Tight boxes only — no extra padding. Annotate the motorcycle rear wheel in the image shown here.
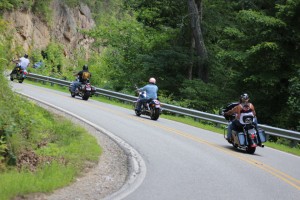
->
[150,108,160,120]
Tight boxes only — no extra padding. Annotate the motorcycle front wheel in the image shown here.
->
[18,78,24,83]
[246,146,256,154]
[134,102,141,116]
[82,92,90,100]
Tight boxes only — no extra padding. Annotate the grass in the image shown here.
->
[27,79,300,156]
[0,163,76,200]
[0,106,101,200]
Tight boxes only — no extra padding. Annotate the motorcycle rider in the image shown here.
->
[135,77,158,112]
[10,54,30,75]
[224,93,257,143]
[71,64,91,95]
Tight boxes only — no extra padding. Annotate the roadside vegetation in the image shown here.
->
[0,19,101,200]
[0,72,101,200]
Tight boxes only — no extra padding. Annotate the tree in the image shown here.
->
[187,0,208,82]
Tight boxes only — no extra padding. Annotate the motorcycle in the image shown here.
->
[69,79,96,101]
[10,64,28,83]
[133,89,162,120]
[221,104,266,154]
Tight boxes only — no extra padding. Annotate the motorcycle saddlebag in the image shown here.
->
[257,129,267,143]
[238,132,246,146]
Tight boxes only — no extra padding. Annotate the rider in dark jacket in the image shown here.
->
[71,65,91,94]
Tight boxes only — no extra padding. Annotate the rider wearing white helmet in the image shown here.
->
[135,77,158,112]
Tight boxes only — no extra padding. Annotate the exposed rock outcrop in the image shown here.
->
[3,0,96,59]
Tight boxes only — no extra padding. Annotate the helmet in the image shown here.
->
[83,64,88,70]
[240,93,249,101]
[24,54,28,58]
[149,77,156,84]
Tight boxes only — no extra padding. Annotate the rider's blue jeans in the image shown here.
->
[71,81,81,93]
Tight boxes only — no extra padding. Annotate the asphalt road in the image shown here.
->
[11,82,300,200]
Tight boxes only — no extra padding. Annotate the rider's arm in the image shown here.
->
[225,105,240,116]
[250,103,256,117]
[73,71,81,76]
[139,86,146,92]
[12,58,20,63]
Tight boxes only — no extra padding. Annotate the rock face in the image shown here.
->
[3,0,96,59]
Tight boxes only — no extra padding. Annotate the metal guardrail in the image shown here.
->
[27,73,300,143]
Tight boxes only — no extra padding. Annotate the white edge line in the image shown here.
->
[17,92,147,200]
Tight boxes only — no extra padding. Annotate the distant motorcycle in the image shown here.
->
[133,89,162,120]
[10,64,28,83]
[221,103,266,154]
[69,79,95,101]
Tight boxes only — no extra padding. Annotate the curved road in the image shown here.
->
[12,82,300,200]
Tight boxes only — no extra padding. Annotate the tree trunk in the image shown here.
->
[187,0,208,82]
[188,32,195,80]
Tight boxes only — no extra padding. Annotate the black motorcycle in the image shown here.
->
[133,90,162,120]
[69,79,95,101]
[221,103,266,154]
[10,65,27,83]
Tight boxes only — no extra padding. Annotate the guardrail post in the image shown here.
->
[290,140,298,148]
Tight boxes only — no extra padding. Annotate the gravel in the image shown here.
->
[15,102,129,200]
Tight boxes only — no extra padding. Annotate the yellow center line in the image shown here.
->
[26,86,300,191]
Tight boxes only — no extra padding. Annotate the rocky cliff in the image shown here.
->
[3,0,96,59]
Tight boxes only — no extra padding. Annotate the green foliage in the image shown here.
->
[61,0,101,8]
[88,10,178,90]
[0,0,35,11]
[288,69,300,130]
[237,10,286,28]
[179,79,224,112]
[29,42,67,79]
[124,0,186,29]
[0,0,14,10]
[0,0,34,11]
[31,0,52,23]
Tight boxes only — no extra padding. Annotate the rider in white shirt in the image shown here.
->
[19,54,30,70]
[11,54,30,75]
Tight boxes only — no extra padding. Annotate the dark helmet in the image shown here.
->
[83,64,88,70]
[24,54,28,58]
[240,93,249,101]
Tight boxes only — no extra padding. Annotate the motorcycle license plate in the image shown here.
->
[248,129,256,134]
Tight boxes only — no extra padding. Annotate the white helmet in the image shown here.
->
[149,77,156,84]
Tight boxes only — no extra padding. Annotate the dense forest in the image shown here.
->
[1,0,299,131]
